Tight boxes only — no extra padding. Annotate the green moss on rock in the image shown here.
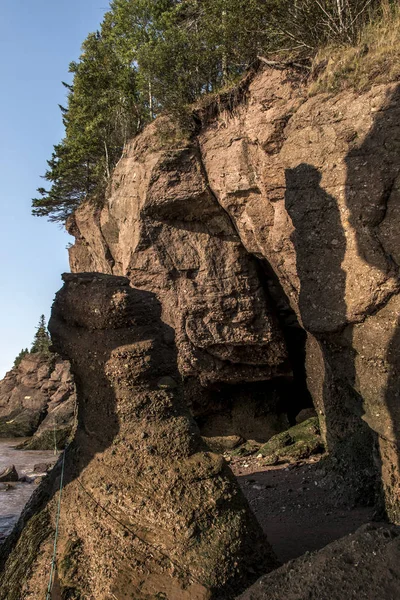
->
[229,441,261,458]
[18,427,71,450]
[259,418,324,464]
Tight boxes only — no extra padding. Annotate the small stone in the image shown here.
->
[157,376,178,390]
[18,475,33,483]
[33,463,54,474]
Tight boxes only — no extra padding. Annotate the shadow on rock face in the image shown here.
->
[284,163,347,335]
[284,163,376,506]
[284,84,400,517]
[0,273,278,600]
[345,84,400,522]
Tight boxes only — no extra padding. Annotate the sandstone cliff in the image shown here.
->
[0,353,76,449]
[67,65,400,522]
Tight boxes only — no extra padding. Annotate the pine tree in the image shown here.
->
[30,315,51,355]
[32,25,143,222]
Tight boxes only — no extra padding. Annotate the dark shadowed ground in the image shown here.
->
[231,455,374,563]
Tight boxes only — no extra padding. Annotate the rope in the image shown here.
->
[53,424,58,456]
[46,448,66,600]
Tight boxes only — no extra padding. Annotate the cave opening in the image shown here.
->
[190,254,378,565]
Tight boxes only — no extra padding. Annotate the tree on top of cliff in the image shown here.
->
[32,25,143,222]
[31,315,51,355]
[31,0,389,223]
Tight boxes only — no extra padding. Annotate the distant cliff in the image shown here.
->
[0,353,75,449]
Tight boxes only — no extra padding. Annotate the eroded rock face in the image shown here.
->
[0,353,75,448]
[0,274,277,600]
[67,122,290,389]
[67,69,400,521]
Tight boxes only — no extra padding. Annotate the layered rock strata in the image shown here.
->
[68,67,400,521]
[0,353,75,449]
[0,273,277,600]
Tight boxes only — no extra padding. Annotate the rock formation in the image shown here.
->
[238,523,400,600]
[67,66,400,522]
[0,273,277,600]
[0,353,76,449]
[66,117,300,447]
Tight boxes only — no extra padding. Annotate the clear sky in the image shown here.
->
[0,1,108,378]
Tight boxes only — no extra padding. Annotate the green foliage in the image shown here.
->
[30,314,51,355]
[33,24,143,222]
[13,348,29,368]
[32,0,391,222]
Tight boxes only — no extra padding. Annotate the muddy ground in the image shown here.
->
[230,454,374,563]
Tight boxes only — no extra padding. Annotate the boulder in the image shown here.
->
[258,417,324,465]
[0,465,18,483]
[238,523,400,600]
[33,463,54,474]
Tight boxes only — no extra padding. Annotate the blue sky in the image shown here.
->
[0,1,108,377]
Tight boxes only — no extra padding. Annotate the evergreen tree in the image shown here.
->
[13,348,29,368]
[31,0,385,223]
[32,24,143,222]
[30,315,51,355]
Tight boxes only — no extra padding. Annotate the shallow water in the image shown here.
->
[0,438,58,542]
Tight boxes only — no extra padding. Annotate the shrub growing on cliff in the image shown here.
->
[13,348,29,368]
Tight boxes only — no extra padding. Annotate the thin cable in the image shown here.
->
[53,423,58,456]
[46,449,66,600]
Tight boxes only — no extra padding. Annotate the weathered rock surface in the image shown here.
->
[68,67,400,521]
[199,71,400,517]
[67,117,291,392]
[237,523,400,600]
[0,353,75,449]
[0,274,277,600]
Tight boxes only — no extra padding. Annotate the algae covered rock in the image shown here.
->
[0,465,18,483]
[259,418,324,464]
